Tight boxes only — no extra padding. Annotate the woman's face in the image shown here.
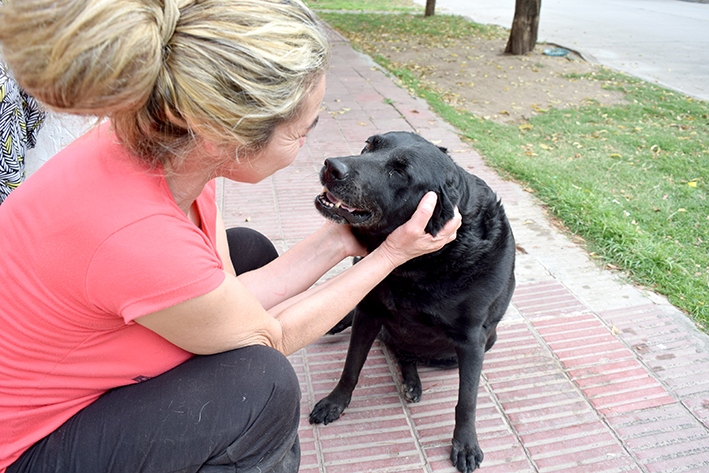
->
[222,75,326,183]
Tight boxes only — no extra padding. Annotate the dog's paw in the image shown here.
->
[402,380,422,403]
[309,396,348,425]
[450,437,483,473]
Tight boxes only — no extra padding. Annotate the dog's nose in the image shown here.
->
[324,158,349,181]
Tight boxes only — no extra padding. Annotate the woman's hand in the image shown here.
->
[378,192,461,268]
[321,219,368,258]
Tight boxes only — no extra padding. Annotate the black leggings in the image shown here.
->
[8,228,296,473]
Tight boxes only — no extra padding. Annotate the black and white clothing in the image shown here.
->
[0,60,45,204]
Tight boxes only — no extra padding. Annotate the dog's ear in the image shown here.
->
[425,185,457,237]
[361,135,381,154]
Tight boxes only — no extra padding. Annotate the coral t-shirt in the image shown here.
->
[0,124,226,470]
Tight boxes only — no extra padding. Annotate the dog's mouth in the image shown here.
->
[315,188,372,225]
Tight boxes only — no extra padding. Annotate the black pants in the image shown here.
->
[9,228,296,473]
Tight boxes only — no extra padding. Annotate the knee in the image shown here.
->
[226,227,279,274]
[222,345,301,421]
[255,345,301,404]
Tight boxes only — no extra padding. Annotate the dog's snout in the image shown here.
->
[324,158,349,181]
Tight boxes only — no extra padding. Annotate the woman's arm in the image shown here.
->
[237,220,366,310]
[215,205,366,310]
[136,192,460,356]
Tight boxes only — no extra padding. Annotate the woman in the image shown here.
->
[0,0,461,472]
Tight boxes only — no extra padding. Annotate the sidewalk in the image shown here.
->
[217,27,709,472]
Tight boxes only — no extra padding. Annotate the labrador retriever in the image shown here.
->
[309,132,515,473]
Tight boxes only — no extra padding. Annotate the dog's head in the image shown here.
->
[315,132,460,244]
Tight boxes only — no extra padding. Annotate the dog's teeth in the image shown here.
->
[335,202,342,209]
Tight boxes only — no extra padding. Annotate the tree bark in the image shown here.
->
[424,0,436,17]
[505,0,541,55]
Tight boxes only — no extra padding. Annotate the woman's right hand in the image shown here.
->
[378,191,461,268]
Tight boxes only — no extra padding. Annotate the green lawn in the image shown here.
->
[306,0,420,11]
[313,7,709,329]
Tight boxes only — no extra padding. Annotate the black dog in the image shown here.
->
[309,132,515,473]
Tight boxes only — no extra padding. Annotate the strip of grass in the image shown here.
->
[306,0,420,12]
[319,12,709,327]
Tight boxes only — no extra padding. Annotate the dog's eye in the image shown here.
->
[387,168,405,179]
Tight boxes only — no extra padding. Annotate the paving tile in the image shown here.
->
[512,281,588,318]
[606,403,709,472]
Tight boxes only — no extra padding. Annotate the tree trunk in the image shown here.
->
[505,0,541,55]
[424,0,436,17]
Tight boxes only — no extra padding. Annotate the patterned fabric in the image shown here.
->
[0,60,46,204]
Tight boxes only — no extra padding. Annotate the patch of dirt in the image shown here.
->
[369,36,627,124]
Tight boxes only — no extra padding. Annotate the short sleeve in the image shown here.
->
[86,214,226,322]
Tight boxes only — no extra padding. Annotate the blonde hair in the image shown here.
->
[0,0,329,165]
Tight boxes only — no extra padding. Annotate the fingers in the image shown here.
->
[409,191,460,244]
[373,192,462,268]
[433,206,461,242]
[410,191,438,230]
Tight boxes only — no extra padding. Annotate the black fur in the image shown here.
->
[310,132,516,473]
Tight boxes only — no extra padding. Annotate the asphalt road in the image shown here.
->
[413,0,709,102]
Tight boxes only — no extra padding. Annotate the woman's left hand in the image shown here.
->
[321,219,368,258]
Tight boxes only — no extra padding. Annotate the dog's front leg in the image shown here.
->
[450,339,486,473]
[309,308,383,425]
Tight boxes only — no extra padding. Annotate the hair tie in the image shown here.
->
[160,0,180,47]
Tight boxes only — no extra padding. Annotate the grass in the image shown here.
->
[306,0,420,12]
[313,8,709,328]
